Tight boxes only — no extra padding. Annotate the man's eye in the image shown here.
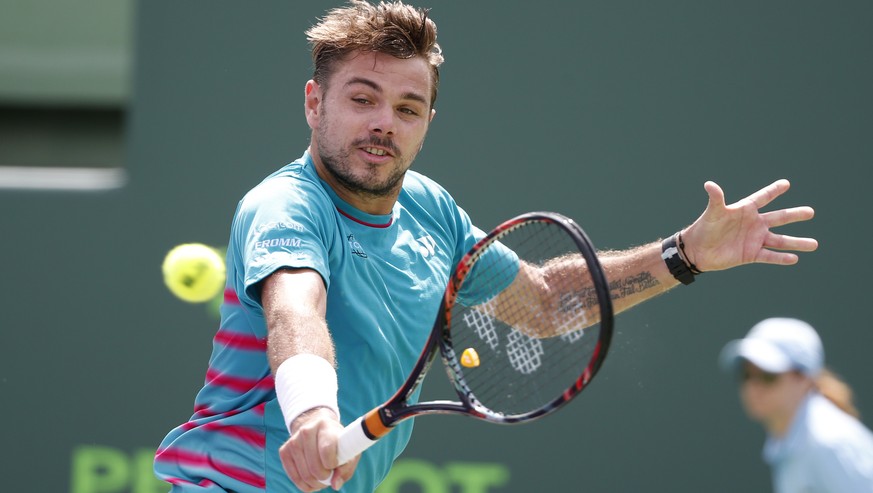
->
[399,108,419,116]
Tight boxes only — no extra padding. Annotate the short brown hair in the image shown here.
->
[306,0,444,107]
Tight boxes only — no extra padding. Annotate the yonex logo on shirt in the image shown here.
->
[416,235,437,257]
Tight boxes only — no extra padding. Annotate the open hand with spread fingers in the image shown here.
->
[680,179,818,272]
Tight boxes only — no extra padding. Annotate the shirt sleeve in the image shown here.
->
[455,238,520,307]
[231,176,335,305]
[447,205,520,307]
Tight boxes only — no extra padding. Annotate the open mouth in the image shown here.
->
[363,147,388,156]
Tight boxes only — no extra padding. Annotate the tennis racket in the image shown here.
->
[334,211,614,467]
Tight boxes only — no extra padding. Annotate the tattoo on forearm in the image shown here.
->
[609,271,659,300]
[557,272,660,315]
[558,291,587,315]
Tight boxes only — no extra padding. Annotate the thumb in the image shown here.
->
[703,181,726,214]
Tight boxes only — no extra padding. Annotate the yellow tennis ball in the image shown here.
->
[162,243,226,303]
[460,347,480,368]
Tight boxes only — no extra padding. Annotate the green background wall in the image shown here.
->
[1,1,871,491]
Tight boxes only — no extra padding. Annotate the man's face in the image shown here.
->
[306,51,435,205]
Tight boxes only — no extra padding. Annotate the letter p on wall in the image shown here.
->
[71,446,168,493]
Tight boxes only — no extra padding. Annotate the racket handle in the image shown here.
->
[337,415,378,465]
[318,416,378,486]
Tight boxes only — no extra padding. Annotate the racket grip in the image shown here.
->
[318,416,378,486]
[337,415,378,465]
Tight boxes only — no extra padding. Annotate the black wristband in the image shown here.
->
[662,233,696,285]
[677,232,702,275]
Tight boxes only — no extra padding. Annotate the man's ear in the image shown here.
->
[305,80,320,129]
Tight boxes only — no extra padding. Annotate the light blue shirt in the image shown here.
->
[155,151,515,492]
[764,392,873,492]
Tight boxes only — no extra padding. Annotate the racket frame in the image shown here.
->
[366,212,613,431]
[334,211,614,465]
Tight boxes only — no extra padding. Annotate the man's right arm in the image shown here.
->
[262,268,358,491]
[263,268,333,371]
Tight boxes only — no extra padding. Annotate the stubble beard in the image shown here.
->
[316,109,420,199]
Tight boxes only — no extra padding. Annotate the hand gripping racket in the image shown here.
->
[333,211,613,468]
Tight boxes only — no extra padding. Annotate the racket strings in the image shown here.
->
[448,221,604,417]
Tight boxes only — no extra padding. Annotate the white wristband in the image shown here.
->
[274,354,340,433]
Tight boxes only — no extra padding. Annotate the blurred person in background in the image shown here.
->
[720,317,873,492]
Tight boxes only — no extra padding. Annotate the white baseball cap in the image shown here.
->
[719,317,824,377]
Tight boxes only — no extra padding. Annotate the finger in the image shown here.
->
[763,233,819,253]
[300,429,332,490]
[333,455,361,490]
[703,180,727,211]
[755,249,800,266]
[279,442,310,492]
[286,425,330,491]
[294,446,324,491]
[316,425,341,488]
[744,179,790,210]
[317,474,334,489]
[761,206,815,228]
[318,447,343,490]
[308,465,332,488]
[317,424,339,471]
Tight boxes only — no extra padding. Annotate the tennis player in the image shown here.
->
[154,2,819,492]
[720,318,873,492]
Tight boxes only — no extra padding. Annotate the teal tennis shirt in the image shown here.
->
[156,151,499,492]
